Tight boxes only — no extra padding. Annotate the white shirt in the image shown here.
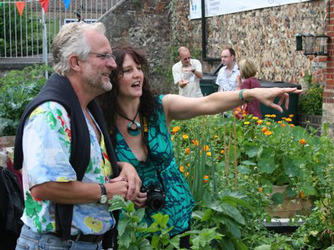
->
[215,62,240,91]
[172,59,203,97]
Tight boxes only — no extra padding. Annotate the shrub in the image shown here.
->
[298,74,323,115]
[0,64,52,136]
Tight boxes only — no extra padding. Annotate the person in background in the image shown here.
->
[237,58,263,118]
[13,22,141,250]
[216,47,240,92]
[172,46,203,97]
[98,45,302,249]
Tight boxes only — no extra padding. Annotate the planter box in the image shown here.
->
[264,218,304,235]
[265,185,313,218]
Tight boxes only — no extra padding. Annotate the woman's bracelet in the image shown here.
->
[239,89,249,103]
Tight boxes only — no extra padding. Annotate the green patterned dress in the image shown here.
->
[114,95,195,236]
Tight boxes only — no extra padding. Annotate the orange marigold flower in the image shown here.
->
[266,122,271,125]
[300,139,306,145]
[187,163,190,167]
[220,150,225,154]
[262,127,268,133]
[206,152,212,157]
[300,191,306,199]
[281,123,286,128]
[203,175,209,183]
[289,114,294,118]
[182,134,189,140]
[290,124,295,128]
[264,130,272,136]
[185,148,190,154]
[257,120,264,124]
[203,145,209,151]
[259,187,263,193]
[265,114,271,118]
[270,114,276,118]
[192,139,199,146]
[179,166,184,173]
[172,126,180,134]
[285,118,292,123]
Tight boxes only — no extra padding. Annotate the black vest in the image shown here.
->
[14,73,120,240]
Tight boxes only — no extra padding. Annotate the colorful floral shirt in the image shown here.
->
[114,95,195,236]
[21,101,114,235]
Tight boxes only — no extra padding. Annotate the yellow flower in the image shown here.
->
[300,139,306,145]
[289,114,294,118]
[179,166,184,173]
[266,122,271,125]
[270,114,276,118]
[203,175,209,183]
[187,163,190,167]
[213,135,219,139]
[259,187,263,193]
[278,121,283,124]
[203,145,209,151]
[290,124,295,128]
[185,148,190,155]
[281,123,286,128]
[256,120,264,124]
[206,152,212,157]
[185,172,190,176]
[84,217,103,233]
[252,116,259,120]
[172,126,180,134]
[244,121,250,125]
[285,118,292,123]
[282,117,287,120]
[182,134,189,140]
[220,150,225,154]
[264,130,272,136]
[265,114,271,118]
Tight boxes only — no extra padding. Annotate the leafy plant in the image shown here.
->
[0,64,52,136]
[298,74,323,115]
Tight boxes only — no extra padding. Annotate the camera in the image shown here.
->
[141,184,166,211]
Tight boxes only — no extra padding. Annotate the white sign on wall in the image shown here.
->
[190,0,310,19]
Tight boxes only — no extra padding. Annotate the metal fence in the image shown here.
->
[0,0,121,62]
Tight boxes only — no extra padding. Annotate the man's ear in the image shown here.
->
[69,54,81,72]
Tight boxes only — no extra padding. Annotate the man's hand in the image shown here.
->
[117,161,141,201]
[179,80,189,88]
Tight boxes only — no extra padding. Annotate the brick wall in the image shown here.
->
[323,0,334,136]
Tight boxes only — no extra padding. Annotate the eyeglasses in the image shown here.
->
[89,52,116,61]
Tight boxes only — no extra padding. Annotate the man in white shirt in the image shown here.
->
[216,48,240,92]
[172,46,203,97]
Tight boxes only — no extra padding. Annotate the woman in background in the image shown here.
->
[237,58,263,118]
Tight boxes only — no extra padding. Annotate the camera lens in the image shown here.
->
[146,186,166,211]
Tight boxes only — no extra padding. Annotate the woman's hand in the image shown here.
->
[244,87,303,113]
[117,161,142,201]
[133,190,147,208]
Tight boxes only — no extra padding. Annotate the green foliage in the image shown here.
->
[109,196,221,250]
[0,64,52,136]
[171,113,334,249]
[298,74,323,115]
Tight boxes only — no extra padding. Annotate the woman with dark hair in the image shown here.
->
[98,45,301,248]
